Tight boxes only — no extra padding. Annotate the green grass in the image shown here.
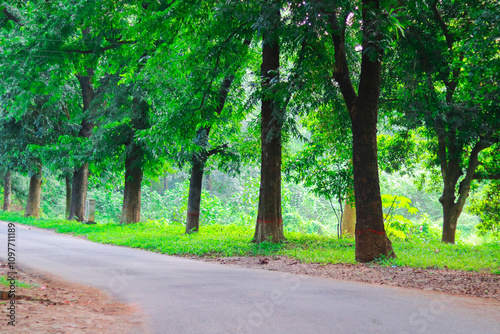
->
[0,275,39,289]
[1,211,498,273]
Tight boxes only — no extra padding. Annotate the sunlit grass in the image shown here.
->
[1,211,498,273]
[0,275,39,289]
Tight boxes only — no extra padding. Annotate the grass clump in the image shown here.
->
[0,276,39,289]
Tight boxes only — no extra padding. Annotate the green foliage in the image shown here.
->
[0,276,39,289]
[377,132,421,173]
[467,181,500,238]
[382,194,418,240]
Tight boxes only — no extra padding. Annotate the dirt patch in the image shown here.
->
[194,255,500,301]
[0,262,145,334]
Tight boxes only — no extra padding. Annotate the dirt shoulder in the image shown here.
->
[0,262,145,334]
[195,255,500,301]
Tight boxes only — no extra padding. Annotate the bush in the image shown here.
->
[467,181,500,238]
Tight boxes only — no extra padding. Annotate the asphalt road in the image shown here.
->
[1,221,499,334]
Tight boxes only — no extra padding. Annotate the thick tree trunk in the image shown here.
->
[441,200,460,244]
[25,169,42,218]
[65,174,72,219]
[3,171,11,211]
[69,163,89,221]
[254,2,284,243]
[341,200,356,237]
[329,0,394,261]
[351,100,394,261]
[185,156,206,233]
[120,145,144,224]
[69,71,95,221]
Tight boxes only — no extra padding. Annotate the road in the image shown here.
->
[1,221,499,334]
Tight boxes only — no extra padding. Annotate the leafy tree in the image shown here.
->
[130,0,259,232]
[90,76,154,224]
[1,0,143,221]
[319,0,397,261]
[285,106,354,238]
[0,93,68,217]
[387,0,500,243]
[252,0,286,243]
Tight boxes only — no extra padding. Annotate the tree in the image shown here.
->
[1,0,142,221]
[0,93,67,218]
[90,75,153,224]
[324,0,396,261]
[388,0,500,243]
[253,0,285,243]
[68,70,96,221]
[130,0,257,232]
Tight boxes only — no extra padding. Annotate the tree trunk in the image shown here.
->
[341,200,356,237]
[69,163,89,221]
[441,200,460,244]
[351,98,394,261]
[3,171,11,211]
[206,174,212,192]
[329,0,394,261]
[120,145,144,224]
[254,2,284,243]
[439,141,490,243]
[65,174,72,219]
[69,71,95,221]
[25,169,42,218]
[185,156,206,233]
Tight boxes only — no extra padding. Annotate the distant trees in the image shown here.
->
[0,94,68,217]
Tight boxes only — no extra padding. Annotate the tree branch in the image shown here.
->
[207,143,228,157]
[2,8,23,26]
[431,0,453,50]
[456,140,493,208]
[328,10,357,113]
[63,40,134,54]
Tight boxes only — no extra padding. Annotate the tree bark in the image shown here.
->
[183,68,239,232]
[65,174,72,219]
[3,171,11,211]
[25,168,42,218]
[439,140,491,243]
[254,1,284,243]
[329,0,394,261]
[341,200,356,237]
[69,163,89,221]
[69,70,95,221]
[120,144,144,224]
[185,155,206,233]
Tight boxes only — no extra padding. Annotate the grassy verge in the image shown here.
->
[1,211,498,273]
[0,275,39,289]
